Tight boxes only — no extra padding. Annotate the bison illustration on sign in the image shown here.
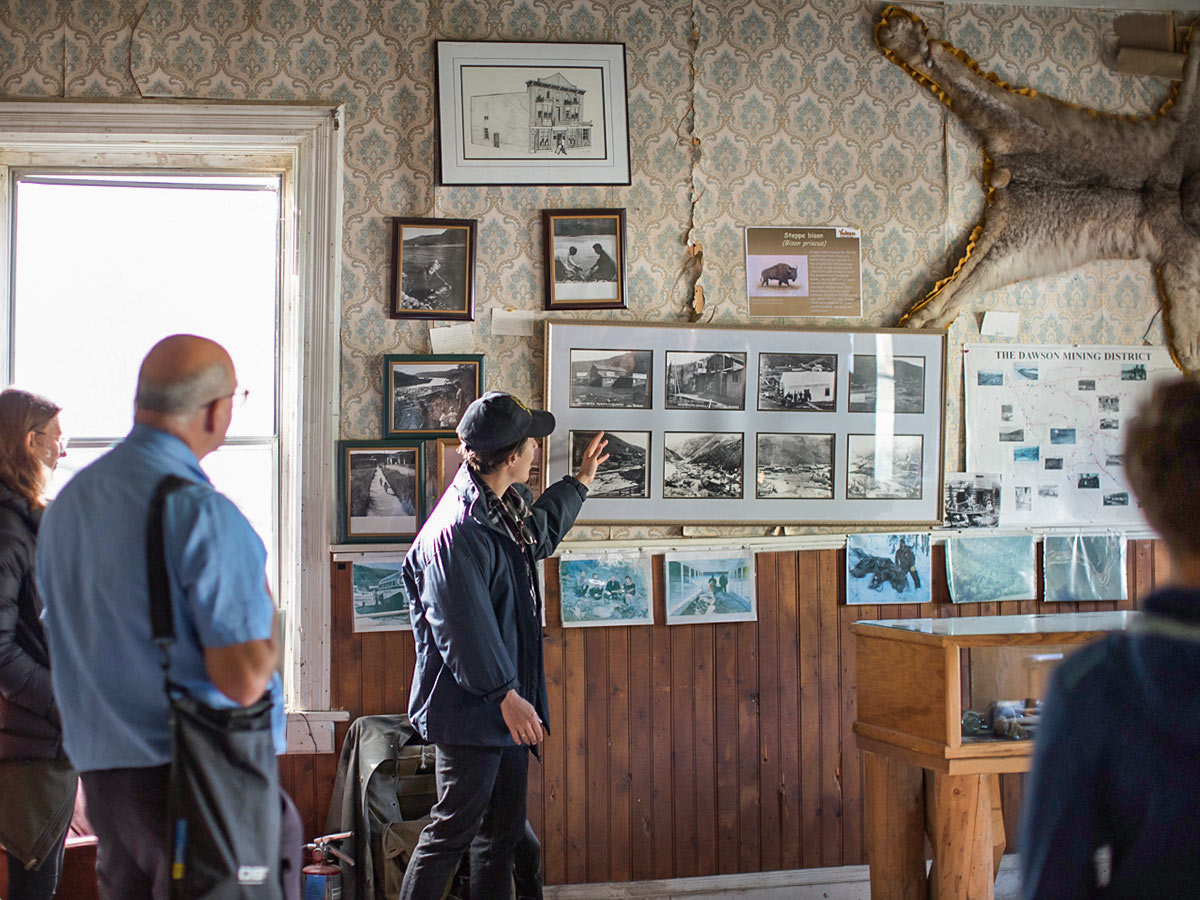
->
[760,262,799,287]
[876,5,1200,373]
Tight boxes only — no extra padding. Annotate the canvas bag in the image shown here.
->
[147,474,283,900]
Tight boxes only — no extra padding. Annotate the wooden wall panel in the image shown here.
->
[280,542,1157,884]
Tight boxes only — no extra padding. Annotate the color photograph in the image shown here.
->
[945,535,1036,604]
[845,532,931,604]
[1043,534,1127,602]
[664,549,756,624]
[558,552,654,627]
[352,559,413,632]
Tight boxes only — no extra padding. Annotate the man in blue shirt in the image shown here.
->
[37,334,298,900]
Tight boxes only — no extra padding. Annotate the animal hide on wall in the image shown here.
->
[876,5,1200,373]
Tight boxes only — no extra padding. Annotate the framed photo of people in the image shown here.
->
[435,41,631,186]
[337,440,425,543]
[544,320,946,525]
[542,208,627,310]
[390,217,476,321]
[384,354,484,438]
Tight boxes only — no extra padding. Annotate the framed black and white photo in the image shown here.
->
[338,440,425,543]
[757,353,837,411]
[665,351,746,410]
[384,354,484,438]
[545,320,946,525]
[568,348,651,409]
[390,217,476,321]
[543,208,627,310]
[569,429,649,498]
[436,41,630,186]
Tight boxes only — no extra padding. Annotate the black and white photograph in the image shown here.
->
[385,354,484,437]
[1014,365,1039,381]
[1105,453,1123,466]
[1039,484,1059,498]
[568,348,651,408]
[665,351,746,410]
[436,41,630,186]
[848,355,925,413]
[1015,486,1033,511]
[1045,457,1064,470]
[1078,378,1096,391]
[1104,492,1130,506]
[389,217,476,320]
[663,432,743,499]
[1100,418,1120,430]
[999,429,1024,442]
[1121,363,1147,381]
[943,473,1001,528]
[978,371,1004,386]
[1098,395,1120,412]
[543,209,626,309]
[755,433,834,499]
[339,441,424,543]
[569,430,649,498]
[1000,404,1014,421]
[846,433,923,499]
[1078,473,1100,489]
[352,558,414,633]
[757,353,837,411]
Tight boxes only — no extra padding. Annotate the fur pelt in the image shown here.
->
[876,6,1200,373]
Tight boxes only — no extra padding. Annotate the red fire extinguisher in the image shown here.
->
[302,831,353,900]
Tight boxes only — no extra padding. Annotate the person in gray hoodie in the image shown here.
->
[1020,376,1200,898]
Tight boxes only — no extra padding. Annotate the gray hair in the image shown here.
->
[135,360,230,415]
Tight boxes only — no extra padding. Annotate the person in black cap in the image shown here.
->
[398,392,607,900]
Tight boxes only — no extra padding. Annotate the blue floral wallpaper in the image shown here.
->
[0,0,1175,535]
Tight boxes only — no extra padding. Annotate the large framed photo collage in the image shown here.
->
[545,321,947,525]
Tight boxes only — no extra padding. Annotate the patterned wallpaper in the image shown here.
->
[0,0,1176,536]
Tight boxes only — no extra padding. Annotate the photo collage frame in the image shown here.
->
[545,321,946,525]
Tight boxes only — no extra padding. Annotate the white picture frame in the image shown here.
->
[545,320,946,525]
[436,41,630,186]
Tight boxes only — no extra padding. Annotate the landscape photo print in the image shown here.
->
[385,354,484,437]
[339,440,424,543]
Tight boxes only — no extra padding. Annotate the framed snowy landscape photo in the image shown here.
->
[545,320,945,524]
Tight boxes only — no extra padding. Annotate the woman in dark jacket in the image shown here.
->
[0,388,74,899]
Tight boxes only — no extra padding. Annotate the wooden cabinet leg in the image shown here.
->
[926,772,994,900]
[864,751,927,900]
[988,773,1005,876]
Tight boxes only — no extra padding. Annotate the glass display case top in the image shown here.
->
[856,610,1135,636]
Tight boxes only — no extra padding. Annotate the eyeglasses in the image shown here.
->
[200,389,250,410]
[33,431,68,452]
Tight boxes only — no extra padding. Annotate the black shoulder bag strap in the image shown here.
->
[145,474,283,900]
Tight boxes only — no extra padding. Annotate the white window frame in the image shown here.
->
[0,101,343,716]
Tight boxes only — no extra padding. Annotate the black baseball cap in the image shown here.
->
[457,391,555,453]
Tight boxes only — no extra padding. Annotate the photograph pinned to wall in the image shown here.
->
[664,548,756,624]
[744,226,861,317]
[338,440,425,543]
[1043,533,1127,602]
[944,473,1001,527]
[755,433,834,499]
[846,433,923,499]
[385,354,484,438]
[558,551,653,627]
[846,532,931,604]
[665,351,746,410]
[848,355,925,413]
[568,348,651,409]
[757,353,837,411]
[663,432,743,499]
[389,217,476,320]
[569,429,649,498]
[542,208,626,309]
[945,535,1036,604]
[436,41,630,186]
[351,556,414,632]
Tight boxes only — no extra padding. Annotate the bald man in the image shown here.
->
[37,335,299,900]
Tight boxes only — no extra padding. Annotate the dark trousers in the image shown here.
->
[4,827,67,900]
[81,766,303,900]
[399,743,529,900]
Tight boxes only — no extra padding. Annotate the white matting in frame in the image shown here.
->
[545,320,946,524]
[664,548,756,625]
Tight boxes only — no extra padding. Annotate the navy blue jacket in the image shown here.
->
[404,464,586,746]
[1020,587,1200,898]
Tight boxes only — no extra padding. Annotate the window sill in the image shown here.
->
[285,709,350,754]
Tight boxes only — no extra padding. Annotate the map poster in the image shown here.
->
[745,226,861,318]
[964,343,1177,527]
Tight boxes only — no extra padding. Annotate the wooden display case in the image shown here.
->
[853,610,1132,774]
